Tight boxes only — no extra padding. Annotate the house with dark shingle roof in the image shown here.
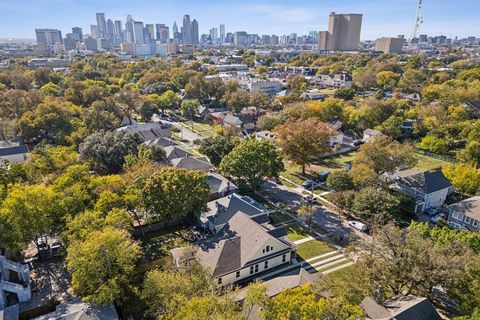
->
[361,296,442,320]
[163,145,192,160]
[171,156,213,172]
[200,193,266,234]
[207,172,238,200]
[394,168,453,213]
[171,211,295,286]
[448,196,480,231]
[117,122,172,142]
[0,141,28,164]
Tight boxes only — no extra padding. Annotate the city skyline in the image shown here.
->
[1,0,479,40]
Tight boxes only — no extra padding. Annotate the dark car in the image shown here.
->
[353,140,364,146]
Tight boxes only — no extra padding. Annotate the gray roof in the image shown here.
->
[0,141,28,157]
[361,296,442,320]
[144,137,176,148]
[223,114,253,125]
[196,211,292,277]
[233,268,320,302]
[449,196,480,221]
[171,156,213,172]
[399,168,452,194]
[202,193,265,229]
[32,302,119,320]
[207,172,238,195]
[117,122,172,141]
[164,146,192,160]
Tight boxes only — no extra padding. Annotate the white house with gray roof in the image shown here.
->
[393,168,453,213]
[0,141,28,164]
[448,196,480,231]
[172,211,295,286]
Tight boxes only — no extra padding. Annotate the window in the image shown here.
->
[464,216,472,225]
[250,266,254,275]
[282,254,287,263]
[452,211,464,221]
[217,277,222,285]
[473,220,479,228]
[254,264,259,273]
[264,260,269,269]
[262,249,265,253]
[236,271,241,278]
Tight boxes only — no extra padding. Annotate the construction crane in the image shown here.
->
[408,0,423,52]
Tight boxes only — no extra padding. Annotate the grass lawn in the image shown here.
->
[139,226,193,262]
[270,211,294,225]
[296,240,335,260]
[318,88,336,96]
[286,224,310,241]
[317,258,354,272]
[414,153,451,171]
[325,265,354,281]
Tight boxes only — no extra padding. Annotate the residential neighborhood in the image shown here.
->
[1,2,480,320]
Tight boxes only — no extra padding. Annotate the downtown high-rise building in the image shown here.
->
[115,20,124,41]
[209,27,218,41]
[220,24,225,43]
[71,27,83,42]
[96,13,107,39]
[146,24,155,43]
[156,24,169,43]
[318,12,362,51]
[191,19,199,44]
[125,15,134,43]
[133,21,145,44]
[106,19,115,40]
[35,29,63,46]
[182,15,192,44]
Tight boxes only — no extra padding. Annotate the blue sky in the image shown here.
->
[0,0,479,39]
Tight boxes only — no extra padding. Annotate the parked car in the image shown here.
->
[425,207,441,216]
[431,212,446,224]
[318,171,330,182]
[353,140,364,146]
[302,179,315,189]
[303,195,317,203]
[348,220,368,232]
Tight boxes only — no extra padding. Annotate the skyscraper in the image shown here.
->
[156,24,169,43]
[115,20,124,41]
[173,21,180,43]
[191,19,199,44]
[133,21,145,44]
[318,12,362,51]
[107,19,115,40]
[90,25,98,39]
[209,27,218,41]
[125,15,134,43]
[35,29,63,46]
[146,24,155,43]
[96,13,107,39]
[71,27,83,42]
[375,37,403,53]
[182,15,192,44]
[220,24,225,43]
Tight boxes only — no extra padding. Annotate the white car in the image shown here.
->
[431,213,446,224]
[348,220,368,232]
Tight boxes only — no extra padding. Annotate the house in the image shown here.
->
[117,122,172,142]
[207,172,238,200]
[448,196,480,231]
[171,156,213,172]
[248,81,283,96]
[394,168,453,213]
[209,111,229,124]
[0,141,28,164]
[0,255,31,314]
[240,107,266,120]
[33,301,119,320]
[143,137,177,148]
[363,129,383,142]
[360,296,442,320]
[200,193,266,234]
[171,211,295,286]
[463,101,480,114]
[328,121,344,146]
[222,114,255,130]
[301,91,325,101]
[163,146,192,160]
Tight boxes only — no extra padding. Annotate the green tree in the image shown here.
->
[376,71,401,90]
[326,171,354,191]
[442,163,480,195]
[220,139,284,190]
[79,130,142,174]
[353,135,417,175]
[198,135,240,166]
[274,119,336,174]
[297,205,315,230]
[67,227,141,304]
[352,187,400,221]
[142,167,209,222]
[181,99,201,132]
[0,184,63,252]
[376,115,404,139]
[419,135,450,154]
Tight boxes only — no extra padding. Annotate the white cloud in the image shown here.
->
[246,4,317,22]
